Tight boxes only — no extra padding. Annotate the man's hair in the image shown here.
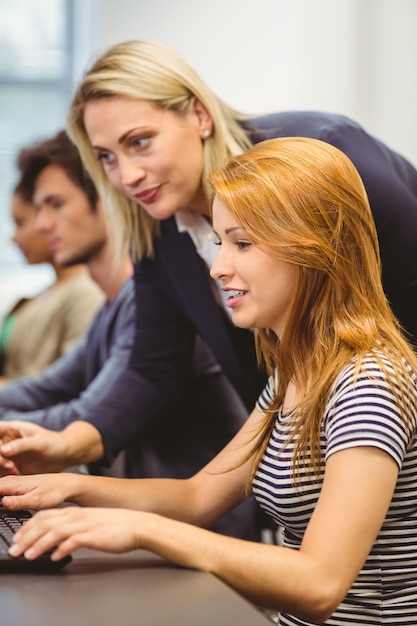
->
[15,130,98,208]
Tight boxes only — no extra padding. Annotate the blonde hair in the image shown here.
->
[67,40,252,259]
[208,137,417,482]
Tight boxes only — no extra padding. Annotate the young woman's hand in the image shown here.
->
[8,506,146,562]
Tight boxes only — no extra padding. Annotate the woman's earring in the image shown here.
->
[202,129,211,139]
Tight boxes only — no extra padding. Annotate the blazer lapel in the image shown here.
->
[158,221,248,392]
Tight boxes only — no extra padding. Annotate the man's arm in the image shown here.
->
[0,277,135,425]
[0,343,87,419]
[0,291,136,471]
[0,326,135,470]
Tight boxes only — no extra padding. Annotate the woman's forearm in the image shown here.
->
[71,474,210,524]
[136,512,338,623]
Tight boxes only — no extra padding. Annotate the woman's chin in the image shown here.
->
[140,205,178,222]
[230,312,254,330]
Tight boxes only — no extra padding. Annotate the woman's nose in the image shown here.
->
[119,158,145,188]
[210,246,227,281]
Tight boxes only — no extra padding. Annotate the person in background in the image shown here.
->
[1,137,416,625]
[0,145,104,381]
[0,130,259,540]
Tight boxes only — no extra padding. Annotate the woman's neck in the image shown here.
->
[282,380,299,414]
[188,186,211,217]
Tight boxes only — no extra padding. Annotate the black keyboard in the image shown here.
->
[0,507,72,572]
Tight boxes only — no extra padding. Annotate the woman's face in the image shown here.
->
[83,96,212,220]
[210,196,297,338]
[11,192,53,265]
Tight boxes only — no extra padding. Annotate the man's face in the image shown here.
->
[33,164,107,266]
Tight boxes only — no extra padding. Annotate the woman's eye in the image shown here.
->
[236,241,252,250]
[97,152,114,166]
[131,136,151,150]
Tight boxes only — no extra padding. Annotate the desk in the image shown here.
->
[0,549,272,626]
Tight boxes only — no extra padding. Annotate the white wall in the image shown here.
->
[79,0,417,165]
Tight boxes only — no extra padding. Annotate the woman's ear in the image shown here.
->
[192,97,213,138]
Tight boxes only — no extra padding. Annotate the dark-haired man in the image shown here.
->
[0,130,134,474]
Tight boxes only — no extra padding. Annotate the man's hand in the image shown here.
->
[0,421,71,475]
[0,419,104,475]
[0,425,24,475]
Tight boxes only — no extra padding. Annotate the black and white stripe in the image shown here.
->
[252,354,417,625]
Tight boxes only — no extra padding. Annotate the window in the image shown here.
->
[0,0,77,315]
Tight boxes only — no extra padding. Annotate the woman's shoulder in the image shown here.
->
[333,350,417,394]
[242,110,363,144]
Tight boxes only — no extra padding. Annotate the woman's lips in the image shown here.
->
[135,186,161,204]
[226,291,247,308]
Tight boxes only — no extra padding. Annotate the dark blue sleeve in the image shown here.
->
[322,120,417,342]
[85,259,197,464]
[0,288,136,433]
[0,342,87,420]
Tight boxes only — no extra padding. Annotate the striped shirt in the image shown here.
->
[252,354,417,625]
